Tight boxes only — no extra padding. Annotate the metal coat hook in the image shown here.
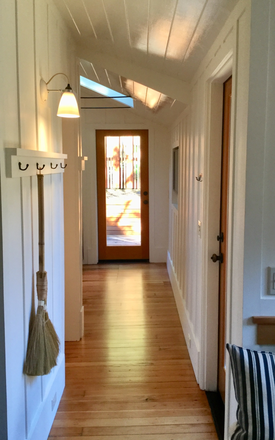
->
[50,163,58,169]
[19,162,29,171]
[60,163,67,169]
[195,173,203,182]
[36,163,45,171]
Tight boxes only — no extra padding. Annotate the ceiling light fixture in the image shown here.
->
[40,73,80,118]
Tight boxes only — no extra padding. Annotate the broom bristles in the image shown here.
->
[23,306,59,376]
[23,306,49,376]
[45,311,60,356]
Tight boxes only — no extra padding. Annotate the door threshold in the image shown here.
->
[98,259,149,264]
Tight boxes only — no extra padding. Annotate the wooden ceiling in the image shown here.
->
[53,0,239,124]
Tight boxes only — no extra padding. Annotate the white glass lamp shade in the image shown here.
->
[57,85,80,118]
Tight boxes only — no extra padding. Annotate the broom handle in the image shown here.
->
[37,174,45,273]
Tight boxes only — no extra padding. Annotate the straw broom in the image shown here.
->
[24,174,60,376]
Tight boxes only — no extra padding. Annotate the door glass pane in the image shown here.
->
[105,136,141,246]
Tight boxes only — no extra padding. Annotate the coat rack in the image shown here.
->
[6,148,68,177]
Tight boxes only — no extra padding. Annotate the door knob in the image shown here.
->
[143,200,148,205]
[217,232,224,242]
[143,191,148,196]
[211,253,223,263]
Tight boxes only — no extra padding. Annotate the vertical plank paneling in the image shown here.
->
[177,122,183,291]
[17,0,37,149]
[189,94,195,327]
[35,0,51,152]
[0,0,20,144]
[41,174,54,397]
[194,78,202,342]
[2,170,25,440]
[51,173,65,355]
[1,0,75,438]
[167,1,250,420]
[181,117,187,302]
[185,111,192,314]
[21,176,41,436]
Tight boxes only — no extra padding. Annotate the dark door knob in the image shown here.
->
[143,200,148,205]
[217,232,224,242]
[143,191,148,196]
[211,253,223,263]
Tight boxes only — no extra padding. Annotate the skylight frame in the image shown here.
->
[80,76,134,108]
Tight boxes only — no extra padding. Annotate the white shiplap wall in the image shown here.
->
[0,0,78,439]
[167,0,250,436]
[243,0,275,350]
[81,108,170,264]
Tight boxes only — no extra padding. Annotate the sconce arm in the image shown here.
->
[45,72,69,86]
[40,73,71,101]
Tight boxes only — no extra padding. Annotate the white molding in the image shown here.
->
[201,54,233,393]
[167,252,200,383]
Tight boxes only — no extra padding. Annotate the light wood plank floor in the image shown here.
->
[49,263,218,440]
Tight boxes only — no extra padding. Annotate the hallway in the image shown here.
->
[49,263,218,439]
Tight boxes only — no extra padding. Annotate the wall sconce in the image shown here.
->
[40,73,80,118]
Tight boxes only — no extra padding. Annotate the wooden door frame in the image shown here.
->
[218,76,232,402]
[96,129,149,260]
[201,54,233,392]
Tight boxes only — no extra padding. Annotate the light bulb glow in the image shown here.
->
[57,91,80,118]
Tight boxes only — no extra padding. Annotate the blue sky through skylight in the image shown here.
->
[80,76,134,107]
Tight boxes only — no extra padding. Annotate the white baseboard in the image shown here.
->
[167,252,200,383]
[28,354,65,440]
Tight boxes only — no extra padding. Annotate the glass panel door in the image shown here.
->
[105,136,141,246]
[96,129,149,261]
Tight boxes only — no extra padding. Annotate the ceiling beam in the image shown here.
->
[77,43,191,105]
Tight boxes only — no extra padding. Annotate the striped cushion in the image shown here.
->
[226,344,275,440]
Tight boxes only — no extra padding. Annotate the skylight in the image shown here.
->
[80,76,134,108]
[122,78,172,112]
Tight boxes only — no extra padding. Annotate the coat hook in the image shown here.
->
[60,163,67,169]
[195,173,203,182]
[19,162,29,171]
[36,163,45,171]
[50,163,58,169]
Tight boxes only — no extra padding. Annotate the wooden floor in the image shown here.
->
[49,263,218,440]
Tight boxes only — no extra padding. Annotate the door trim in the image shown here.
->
[201,54,233,392]
[218,76,232,402]
[96,129,149,260]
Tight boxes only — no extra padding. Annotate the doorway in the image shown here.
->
[206,74,232,440]
[217,76,232,401]
[96,129,149,260]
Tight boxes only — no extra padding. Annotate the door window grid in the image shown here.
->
[105,136,140,189]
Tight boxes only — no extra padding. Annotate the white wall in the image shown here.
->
[0,0,79,438]
[167,0,250,437]
[243,0,275,349]
[81,108,170,264]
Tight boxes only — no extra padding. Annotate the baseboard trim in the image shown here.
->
[167,252,200,382]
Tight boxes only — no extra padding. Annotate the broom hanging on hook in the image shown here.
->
[24,174,60,376]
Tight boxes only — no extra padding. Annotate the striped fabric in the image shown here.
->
[226,344,275,440]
